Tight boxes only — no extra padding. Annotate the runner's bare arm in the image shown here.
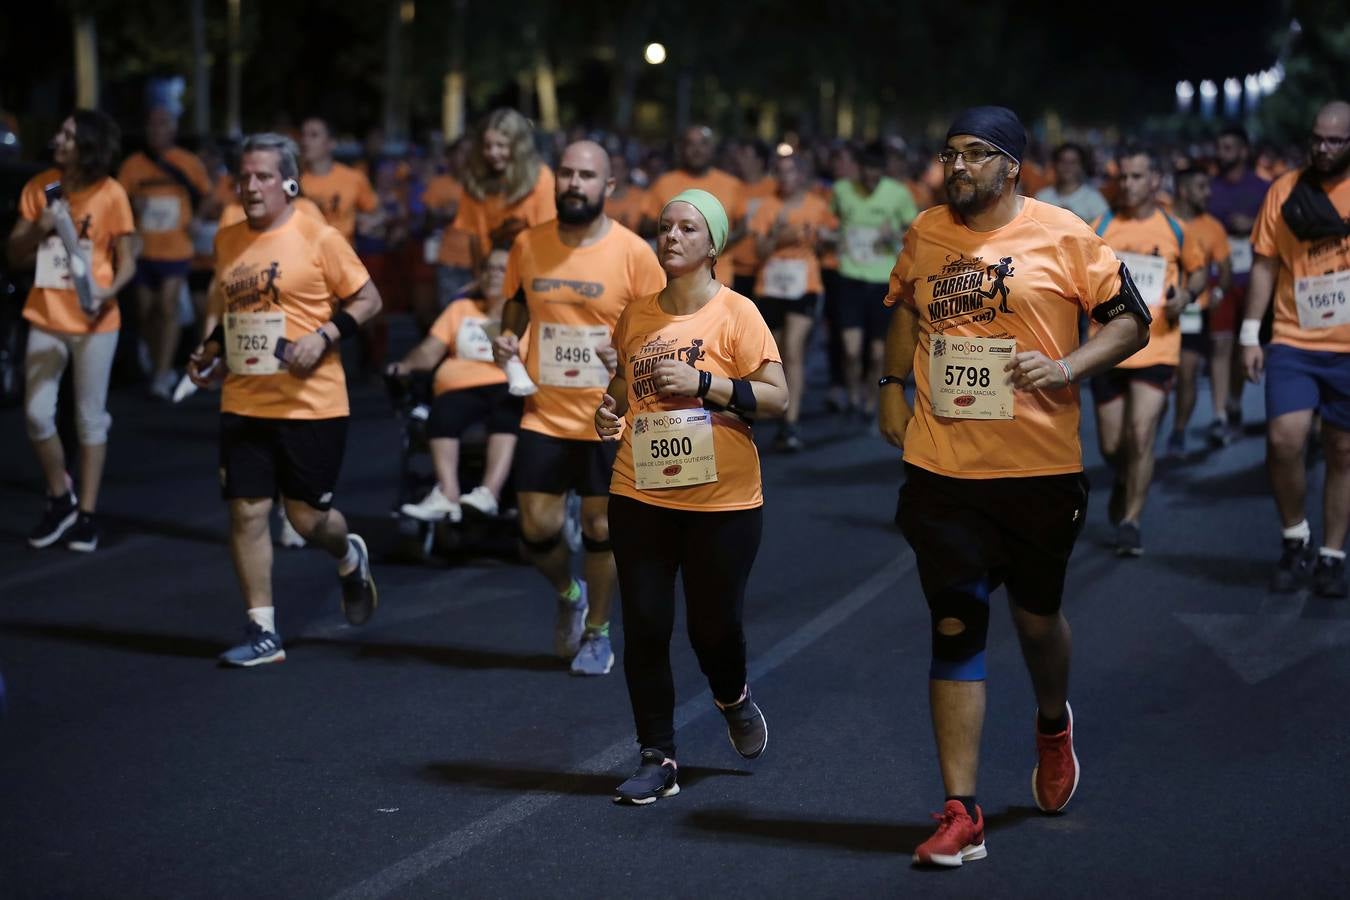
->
[672,359,788,419]
[878,303,919,449]
[291,279,383,376]
[388,336,448,375]
[96,234,139,303]
[596,373,628,440]
[1216,256,1233,298]
[493,290,529,363]
[7,205,58,268]
[1240,254,1279,382]
[1060,312,1149,382]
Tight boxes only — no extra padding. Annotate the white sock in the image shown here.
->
[1282,520,1311,543]
[1319,547,1346,560]
[248,606,276,634]
[338,538,361,576]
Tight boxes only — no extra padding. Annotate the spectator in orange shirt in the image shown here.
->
[9,110,137,552]
[728,139,776,298]
[454,108,557,268]
[118,107,213,399]
[419,137,477,323]
[603,150,647,235]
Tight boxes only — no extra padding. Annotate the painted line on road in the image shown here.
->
[331,552,913,900]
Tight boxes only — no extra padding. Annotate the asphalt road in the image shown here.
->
[2,343,1347,899]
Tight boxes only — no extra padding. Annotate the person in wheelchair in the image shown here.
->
[386,247,522,522]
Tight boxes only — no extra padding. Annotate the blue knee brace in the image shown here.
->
[928,579,991,681]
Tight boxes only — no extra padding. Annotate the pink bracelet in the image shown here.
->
[1055,358,1074,385]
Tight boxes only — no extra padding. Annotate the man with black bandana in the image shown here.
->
[878,106,1150,867]
[1242,101,1350,598]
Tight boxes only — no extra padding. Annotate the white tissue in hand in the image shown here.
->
[505,357,538,397]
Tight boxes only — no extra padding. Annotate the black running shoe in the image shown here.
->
[613,748,680,805]
[1313,555,1348,599]
[719,689,768,759]
[28,493,79,549]
[1114,522,1143,558]
[1271,539,1315,593]
[65,512,99,553]
[339,534,378,625]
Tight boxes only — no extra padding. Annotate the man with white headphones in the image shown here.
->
[187,133,383,666]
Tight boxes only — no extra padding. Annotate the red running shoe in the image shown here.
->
[912,800,986,867]
[1033,701,1080,813]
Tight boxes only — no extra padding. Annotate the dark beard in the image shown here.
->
[1314,146,1350,180]
[557,193,604,225]
[946,176,1006,218]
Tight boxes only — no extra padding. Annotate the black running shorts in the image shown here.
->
[896,463,1089,616]
[1089,364,1176,406]
[428,383,523,439]
[513,429,618,496]
[219,413,348,511]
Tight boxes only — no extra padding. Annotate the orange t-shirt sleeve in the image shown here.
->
[1251,180,1285,258]
[180,152,212,196]
[428,302,459,346]
[19,178,45,222]
[731,301,782,373]
[1209,220,1231,263]
[108,185,136,236]
[355,171,379,214]
[317,227,372,300]
[630,242,667,297]
[884,227,919,308]
[1071,232,1124,314]
[1180,226,1206,274]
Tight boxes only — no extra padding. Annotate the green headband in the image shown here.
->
[661,188,729,256]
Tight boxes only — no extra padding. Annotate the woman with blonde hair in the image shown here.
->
[454,108,556,266]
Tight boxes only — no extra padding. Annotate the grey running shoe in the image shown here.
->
[719,688,768,759]
[1115,522,1143,558]
[554,581,588,658]
[570,630,614,676]
[613,748,680,805]
[339,534,378,625]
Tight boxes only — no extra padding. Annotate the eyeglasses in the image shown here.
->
[1309,133,1350,150]
[938,147,1003,165]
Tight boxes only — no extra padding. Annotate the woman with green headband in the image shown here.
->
[594,188,789,804]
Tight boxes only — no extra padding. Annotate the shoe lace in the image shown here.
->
[929,808,960,834]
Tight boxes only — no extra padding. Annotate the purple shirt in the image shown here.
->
[1208,168,1270,284]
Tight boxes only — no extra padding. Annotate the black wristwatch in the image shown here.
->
[878,375,905,388]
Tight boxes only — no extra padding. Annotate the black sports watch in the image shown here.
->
[878,375,906,388]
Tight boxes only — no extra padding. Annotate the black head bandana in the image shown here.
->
[946,106,1027,165]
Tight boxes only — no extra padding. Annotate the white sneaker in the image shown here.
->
[278,510,307,548]
[400,486,462,523]
[149,370,178,400]
[460,485,499,517]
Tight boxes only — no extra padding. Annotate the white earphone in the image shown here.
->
[282,178,300,198]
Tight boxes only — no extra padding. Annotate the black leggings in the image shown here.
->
[608,494,763,758]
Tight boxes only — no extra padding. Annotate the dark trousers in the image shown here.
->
[609,494,763,757]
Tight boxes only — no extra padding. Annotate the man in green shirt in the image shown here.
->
[830,141,918,418]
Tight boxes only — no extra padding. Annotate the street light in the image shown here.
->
[644,42,667,65]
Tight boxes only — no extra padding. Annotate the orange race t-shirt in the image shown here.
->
[1251,169,1350,353]
[1091,208,1205,368]
[610,286,781,511]
[749,192,838,298]
[427,297,519,395]
[19,169,135,335]
[421,174,475,268]
[218,196,325,230]
[453,166,557,259]
[605,187,648,234]
[504,220,666,441]
[117,148,212,261]
[642,168,745,287]
[729,175,777,278]
[1179,211,1231,308]
[301,162,379,244]
[886,198,1125,479]
[213,210,371,420]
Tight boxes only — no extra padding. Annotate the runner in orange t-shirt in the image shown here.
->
[491,141,665,677]
[388,248,523,523]
[639,125,746,287]
[749,152,837,450]
[1167,160,1233,457]
[879,107,1151,868]
[728,140,776,298]
[118,107,214,398]
[298,117,379,244]
[1089,148,1206,554]
[9,110,137,552]
[603,150,648,234]
[453,108,557,268]
[595,188,786,804]
[420,139,478,313]
[185,133,383,667]
[1241,101,1350,597]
